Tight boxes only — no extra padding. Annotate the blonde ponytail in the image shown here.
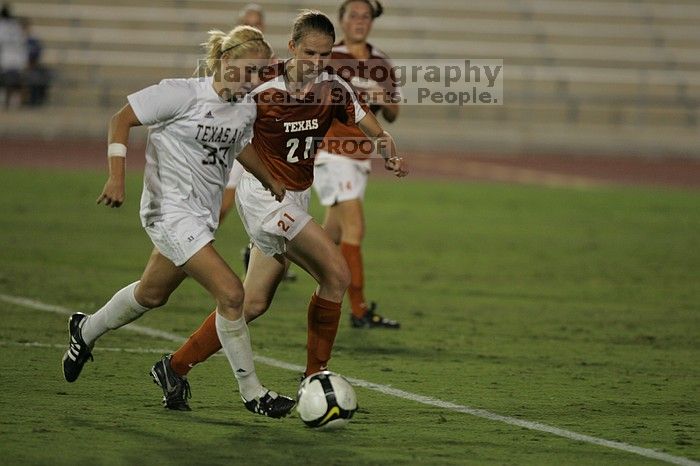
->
[204,29,228,72]
[202,25,272,76]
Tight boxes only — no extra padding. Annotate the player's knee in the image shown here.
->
[244,295,272,321]
[323,259,350,294]
[216,285,244,313]
[134,286,170,309]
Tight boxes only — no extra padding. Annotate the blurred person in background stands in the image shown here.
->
[21,17,50,106]
[314,0,401,328]
[0,3,27,109]
[238,3,264,32]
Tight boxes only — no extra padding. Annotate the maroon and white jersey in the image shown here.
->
[249,60,366,190]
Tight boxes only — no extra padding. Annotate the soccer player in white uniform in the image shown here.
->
[61,26,296,418]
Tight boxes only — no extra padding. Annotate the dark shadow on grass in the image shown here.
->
[65,412,361,466]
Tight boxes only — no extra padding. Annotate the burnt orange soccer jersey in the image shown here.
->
[324,42,401,160]
[249,60,366,190]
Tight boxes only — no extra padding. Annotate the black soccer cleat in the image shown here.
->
[350,302,400,329]
[62,312,94,382]
[150,354,192,411]
[243,390,295,418]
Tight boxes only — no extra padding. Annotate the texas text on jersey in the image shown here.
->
[249,60,366,191]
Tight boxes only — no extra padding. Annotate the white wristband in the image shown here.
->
[108,143,127,158]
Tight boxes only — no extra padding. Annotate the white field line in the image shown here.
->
[1,293,697,466]
[0,340,174,356]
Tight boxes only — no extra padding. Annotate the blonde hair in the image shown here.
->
[202,25,272,76]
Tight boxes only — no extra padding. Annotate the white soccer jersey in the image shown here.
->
[128,76,255,230]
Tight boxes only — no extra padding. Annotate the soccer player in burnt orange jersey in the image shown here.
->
[153,10,408,410]
[315,0,401,329]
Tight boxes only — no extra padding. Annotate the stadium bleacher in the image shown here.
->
[3,0,699,156]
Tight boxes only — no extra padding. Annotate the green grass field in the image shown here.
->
[0,167,698,465]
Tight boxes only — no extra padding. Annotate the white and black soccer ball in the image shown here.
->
[296,371,357,429]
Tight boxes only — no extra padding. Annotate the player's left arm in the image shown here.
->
[357,111,408,177]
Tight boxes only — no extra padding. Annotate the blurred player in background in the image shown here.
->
[315,0,401,328]
[0,3,27,109]
[157,10,408,410]
[238,3,265,32]
[61,26,296,418]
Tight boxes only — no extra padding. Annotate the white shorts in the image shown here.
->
[313,151,371,207]
[226,160,246,189]
[144,214,215,266]
[235,171,313,256]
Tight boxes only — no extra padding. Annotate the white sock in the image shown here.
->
[81,281,150,346]
[215,312,266,402]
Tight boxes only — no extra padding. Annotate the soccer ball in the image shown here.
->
[296,371,357,429]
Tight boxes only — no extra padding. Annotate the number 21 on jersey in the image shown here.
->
[286,137,313,163]
[278,212,295,232]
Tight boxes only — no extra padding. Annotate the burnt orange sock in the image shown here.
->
[306,293,341,375]
[340,242,367,318]
[170,310,222,376]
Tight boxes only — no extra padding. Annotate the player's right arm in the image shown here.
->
[98,79,194,208]
[97,104,142,208]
